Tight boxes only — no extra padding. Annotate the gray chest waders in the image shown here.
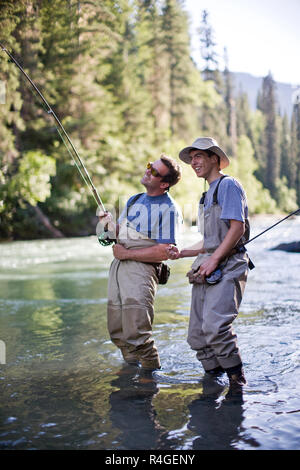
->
[199,175,252,284]
[187,176,249,371]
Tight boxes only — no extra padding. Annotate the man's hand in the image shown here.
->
[199,255,219,282]
[98,210,115,232]
[166,245,180,260]
[171,240,205,259]
[112,243,128,260]
[194,220,245,281]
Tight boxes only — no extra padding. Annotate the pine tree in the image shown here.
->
[280,113,295,188]
[161,0,201,140]
[0,0,24,237]
[0,0,60,238]
[101,0,156,172]
[223,47,237,157]
[290,97,300,205]
[136,0,169,143]
[257,72,280,200]
[0,0,24,163]
[197,9,226,143]
[236,92,251,138]
[37,0,127,230]
[198,9,218,83]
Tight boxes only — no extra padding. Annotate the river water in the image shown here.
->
[0,215,300,451]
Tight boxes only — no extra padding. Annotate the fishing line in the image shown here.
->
[23,76,92,191]
[54,123,93,191]
[0,42,106,213]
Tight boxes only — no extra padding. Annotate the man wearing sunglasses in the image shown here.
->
[98,154,182,371]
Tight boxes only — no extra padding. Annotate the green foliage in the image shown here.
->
[227,136,277,214]
[290,101,300,206]
[257,73,280,200]
[11,151,55,206]
[0,0,299,240]
[0,151,56,239]
[275,177,298,213]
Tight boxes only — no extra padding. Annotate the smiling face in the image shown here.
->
[190,149,220,183]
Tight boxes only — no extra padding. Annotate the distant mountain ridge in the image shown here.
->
[232,71,299,118]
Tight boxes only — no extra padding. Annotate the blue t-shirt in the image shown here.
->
[201,176,248,224]
[118,192,182,244]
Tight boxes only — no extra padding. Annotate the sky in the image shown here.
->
[184,0,300,85]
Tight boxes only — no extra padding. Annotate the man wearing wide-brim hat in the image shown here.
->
[178,137,230,169]
[175,137,251,393]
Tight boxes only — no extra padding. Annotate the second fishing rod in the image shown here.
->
[206,207,300,284]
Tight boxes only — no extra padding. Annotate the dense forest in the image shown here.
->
[0,0,300,240]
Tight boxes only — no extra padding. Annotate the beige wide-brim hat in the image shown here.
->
[179,137,230,170]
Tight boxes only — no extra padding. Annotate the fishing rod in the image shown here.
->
[0,42,106,214]
[244,208,300,247]
[206,208,300,284]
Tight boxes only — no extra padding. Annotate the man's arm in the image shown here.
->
[178,240,205,258]
[112,243,176,263]
[167,240,205,260]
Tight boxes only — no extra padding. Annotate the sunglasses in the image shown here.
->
[147,162,163,178]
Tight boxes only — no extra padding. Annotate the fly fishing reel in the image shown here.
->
[206,268,222,285]
[98,231,115,246]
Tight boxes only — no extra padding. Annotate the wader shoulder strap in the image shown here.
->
[199,191,207,205]
[126,192,144,217]
[212,175,229,205]
[200,175,228,206]
[212,174,251,245]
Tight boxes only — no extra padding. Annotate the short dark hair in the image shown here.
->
[160,154,182,188]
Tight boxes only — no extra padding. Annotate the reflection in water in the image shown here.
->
[109,369,260,450]
[187,375,260,450]
[188,376,243,450]
[109,366,178,450]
